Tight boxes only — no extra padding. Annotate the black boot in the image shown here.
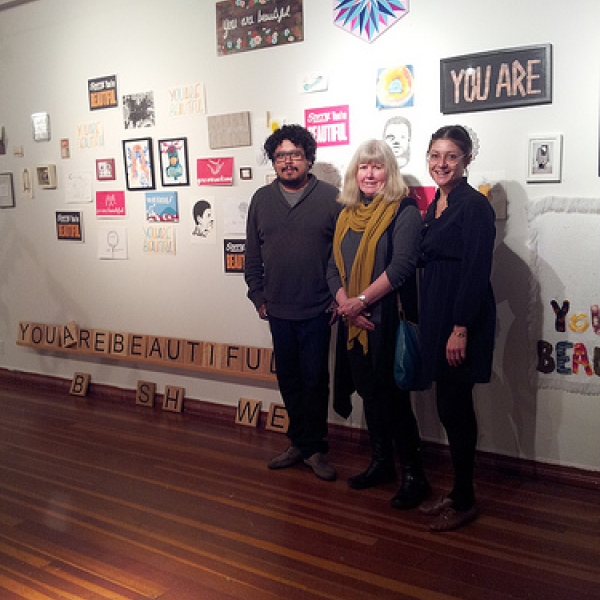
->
[348,442,396,490]
[390,463,431,509]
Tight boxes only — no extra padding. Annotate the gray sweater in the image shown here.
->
[245,175,341,320]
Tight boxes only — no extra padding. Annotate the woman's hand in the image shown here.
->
[446,328,467,366]
[337,296,367,320]
[346,313,375,331]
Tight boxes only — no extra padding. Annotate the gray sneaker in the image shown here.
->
[304,452,337,481]
[267,445,303,470]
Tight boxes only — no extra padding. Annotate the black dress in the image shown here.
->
[419,178,496,385]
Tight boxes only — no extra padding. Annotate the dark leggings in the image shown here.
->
[435,376,477,510]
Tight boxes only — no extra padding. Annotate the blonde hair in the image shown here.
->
[338,139,409,207]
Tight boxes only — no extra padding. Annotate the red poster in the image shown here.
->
[197,157,234,186]
[96,190,126,217]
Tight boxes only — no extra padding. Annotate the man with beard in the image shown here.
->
[245,124,341,481]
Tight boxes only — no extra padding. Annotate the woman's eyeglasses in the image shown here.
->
[426,152,465,166]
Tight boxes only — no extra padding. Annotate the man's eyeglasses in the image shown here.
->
[274,149,305,163]
[426,152,465,166]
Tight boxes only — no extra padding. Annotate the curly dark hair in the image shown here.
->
[264,124,317,166]
[428,125,473,156]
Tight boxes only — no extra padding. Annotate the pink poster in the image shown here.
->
[304,105,350,147]
[197,157,234,186]
[96,190,126,217]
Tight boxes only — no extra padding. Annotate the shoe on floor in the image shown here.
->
[418,495,453,516]
[347,460,396,490]
[429,505,479,532]
[268,445,302,470]
[304,452,337,481]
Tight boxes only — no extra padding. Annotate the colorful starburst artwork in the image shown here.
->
[333,0,409,43]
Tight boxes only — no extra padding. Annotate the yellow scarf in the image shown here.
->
[333,195,400,353]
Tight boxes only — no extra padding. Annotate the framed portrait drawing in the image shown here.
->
[96,158,116,181]
[122,137,155,190]
[0,173,15,208]
[527,134,562,183]
[158,138,189,186]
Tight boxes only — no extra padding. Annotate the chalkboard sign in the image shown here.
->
[440,44,552,114]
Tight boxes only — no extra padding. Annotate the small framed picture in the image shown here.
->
[240,166,253,180]
[158,138,189,186]
[36,164,57,189]
[122,137,155,190]
[0,172,15,208]
[96,158,115,181]
[31,112,51,142]
[527,134,562,183]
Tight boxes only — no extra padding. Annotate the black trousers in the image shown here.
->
[347,337,422,465]
[435,373,477,510]
[269,313,331,458]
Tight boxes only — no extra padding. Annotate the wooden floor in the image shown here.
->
[0,381,599,600]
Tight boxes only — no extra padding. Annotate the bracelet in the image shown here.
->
[453,330,467,338]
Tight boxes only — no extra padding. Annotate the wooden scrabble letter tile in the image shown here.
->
[70,372,91,396]
[136,381,156,407]
[16,322,32,346]
[110,332,129,357]
[235,398,262,428]
[221,344,243,373]
[162,385,185,413]
[92,330,110,354]
[265,403,289,433]
[61,321,79,348]
[202,342,223,369]
[183,340,204,366]
[129,334,147,359]
[163,338,185,364]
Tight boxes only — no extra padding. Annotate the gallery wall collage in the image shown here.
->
[5,0,592,393]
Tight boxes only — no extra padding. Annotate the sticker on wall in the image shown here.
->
[56,211,83,242]
[333,0,410,43]
[216,0,304,56]
[88,74,118,110]
[96,191,126,218]
[376,65,414,108]
[197,157,234,186]
[145,191,179,222]
[168,83,206,117]
[304,105,350,148]
[143,224,176,255]
[224,239,245,274]
[299,72,328,94]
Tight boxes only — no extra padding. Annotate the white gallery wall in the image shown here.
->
[1,0,599,472]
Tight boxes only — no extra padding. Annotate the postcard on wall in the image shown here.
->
[216,0,304,56]
[98,225,128,260]
[376,65,414,108]
[168,83,205,117]
[123,91,155,129]
[143,224,176,255]
[191,197,216,244]
[207,112,251,149]
[96,190,126,218]
[123,137,155,190]
[56,211,83,242]
[77,121,104,150]
[197,157,234,186]
[88,74,118,110]
[224,239,245,274]
[145,191,179,222]
[304,105,350,147]
[65,171,93,203]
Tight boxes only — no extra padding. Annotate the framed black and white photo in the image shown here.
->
[36,164,57,189]
[527,134,562,183]
[0,173,15,208]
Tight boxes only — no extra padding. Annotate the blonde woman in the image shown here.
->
[327,139,430,510]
